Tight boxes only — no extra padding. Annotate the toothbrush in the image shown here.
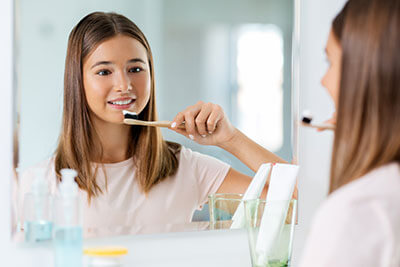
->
[123,110,185,129]
[301,110,335,130]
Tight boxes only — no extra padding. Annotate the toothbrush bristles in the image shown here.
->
[301,110,313,124]
[123,110,139,120]
[302,116,312,124]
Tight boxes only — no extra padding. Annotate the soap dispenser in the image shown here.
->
[54,168,83,267]
[23,168,53,242]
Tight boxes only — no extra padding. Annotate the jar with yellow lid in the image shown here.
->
[83,247,128,267]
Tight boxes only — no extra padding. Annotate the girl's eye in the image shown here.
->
[97,70,111,76]
[129,67,142,73]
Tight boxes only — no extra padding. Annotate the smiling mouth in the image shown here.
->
[107,99,135,106]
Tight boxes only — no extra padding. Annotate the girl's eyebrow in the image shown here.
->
[91,58,146,69]
[91,61,112,69]
[128,58,146,64]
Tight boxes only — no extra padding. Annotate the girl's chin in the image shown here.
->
[104,115,126,125]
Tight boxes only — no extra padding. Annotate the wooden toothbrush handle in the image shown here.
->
[157,121,186,129]
[124,119,186,129]
[301,122,335,130]
[150,121,173,127]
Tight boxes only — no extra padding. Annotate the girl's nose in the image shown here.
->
[114,84,132,92]
[114,72,132,92]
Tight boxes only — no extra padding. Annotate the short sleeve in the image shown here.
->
[299,198,394,267]
[180,147,230,209]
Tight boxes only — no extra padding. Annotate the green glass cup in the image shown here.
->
[208,193,244,230]
[244,199,297,267]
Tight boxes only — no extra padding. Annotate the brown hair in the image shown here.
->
[55,12,181,199]
[329,0,400,193]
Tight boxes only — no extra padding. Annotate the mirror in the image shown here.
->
[14,0,295,239]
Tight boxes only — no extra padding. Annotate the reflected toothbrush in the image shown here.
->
[301,110,335,130]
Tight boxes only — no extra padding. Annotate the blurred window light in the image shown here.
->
[235,24,284,151]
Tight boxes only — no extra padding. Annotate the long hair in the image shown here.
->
[55,12,181,199]
[329,0,400,193]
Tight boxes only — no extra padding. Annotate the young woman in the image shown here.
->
[18,12,285,236]
[299,0,400,266]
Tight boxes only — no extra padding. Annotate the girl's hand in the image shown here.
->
[317,112,337,132]
[170,101,237,146]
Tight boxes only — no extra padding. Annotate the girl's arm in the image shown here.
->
[170,101,287,172]
[218,128,286,172]
[170,101,297,198]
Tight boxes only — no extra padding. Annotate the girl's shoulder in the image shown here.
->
[19,157,56,177]
[327,162,400,206]
[166,140,182,155]
[165,141,229,169]
[176,145,230,174]
[314,163,400,234]
[177,145,215,164]
[301,163,400,267]
[19,157,57,193]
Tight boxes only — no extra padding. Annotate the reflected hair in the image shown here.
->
[55,12,181,200]
[329,0,400,193]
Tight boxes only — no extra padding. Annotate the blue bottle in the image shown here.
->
[24,168,53,242]
[54,169,82,267]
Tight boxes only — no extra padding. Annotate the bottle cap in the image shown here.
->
[83,247,128,257]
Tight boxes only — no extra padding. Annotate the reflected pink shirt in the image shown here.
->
[18,146,230,236]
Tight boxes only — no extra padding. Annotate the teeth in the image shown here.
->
[110,99,132,105]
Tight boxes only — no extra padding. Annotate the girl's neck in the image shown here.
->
[92,116,133,163]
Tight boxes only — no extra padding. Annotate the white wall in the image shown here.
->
[291,0,347,265]
[0,0,15,260]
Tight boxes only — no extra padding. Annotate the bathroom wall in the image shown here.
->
[291,0,347,264]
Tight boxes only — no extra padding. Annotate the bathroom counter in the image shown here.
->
[14,228,252,267]
[85,228,251,267]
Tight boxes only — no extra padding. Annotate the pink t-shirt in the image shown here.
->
[17,146,230,237]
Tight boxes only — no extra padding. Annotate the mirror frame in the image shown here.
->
[1,0,15,246]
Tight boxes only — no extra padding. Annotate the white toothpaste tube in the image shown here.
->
[230,163,272,229]
[255,163,299,265]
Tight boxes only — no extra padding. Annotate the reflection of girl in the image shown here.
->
[19,12,284,235]
[299,0,400,266]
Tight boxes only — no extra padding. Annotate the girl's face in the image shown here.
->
[321,29,342,107]
[83,34,151,124]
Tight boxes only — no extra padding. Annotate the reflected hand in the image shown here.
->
[170,101,237,146]
[317,112,337,132]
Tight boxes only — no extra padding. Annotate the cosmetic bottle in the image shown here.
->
[84,247,128,267]
[24,168,53,242]
[54,168,83,267]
